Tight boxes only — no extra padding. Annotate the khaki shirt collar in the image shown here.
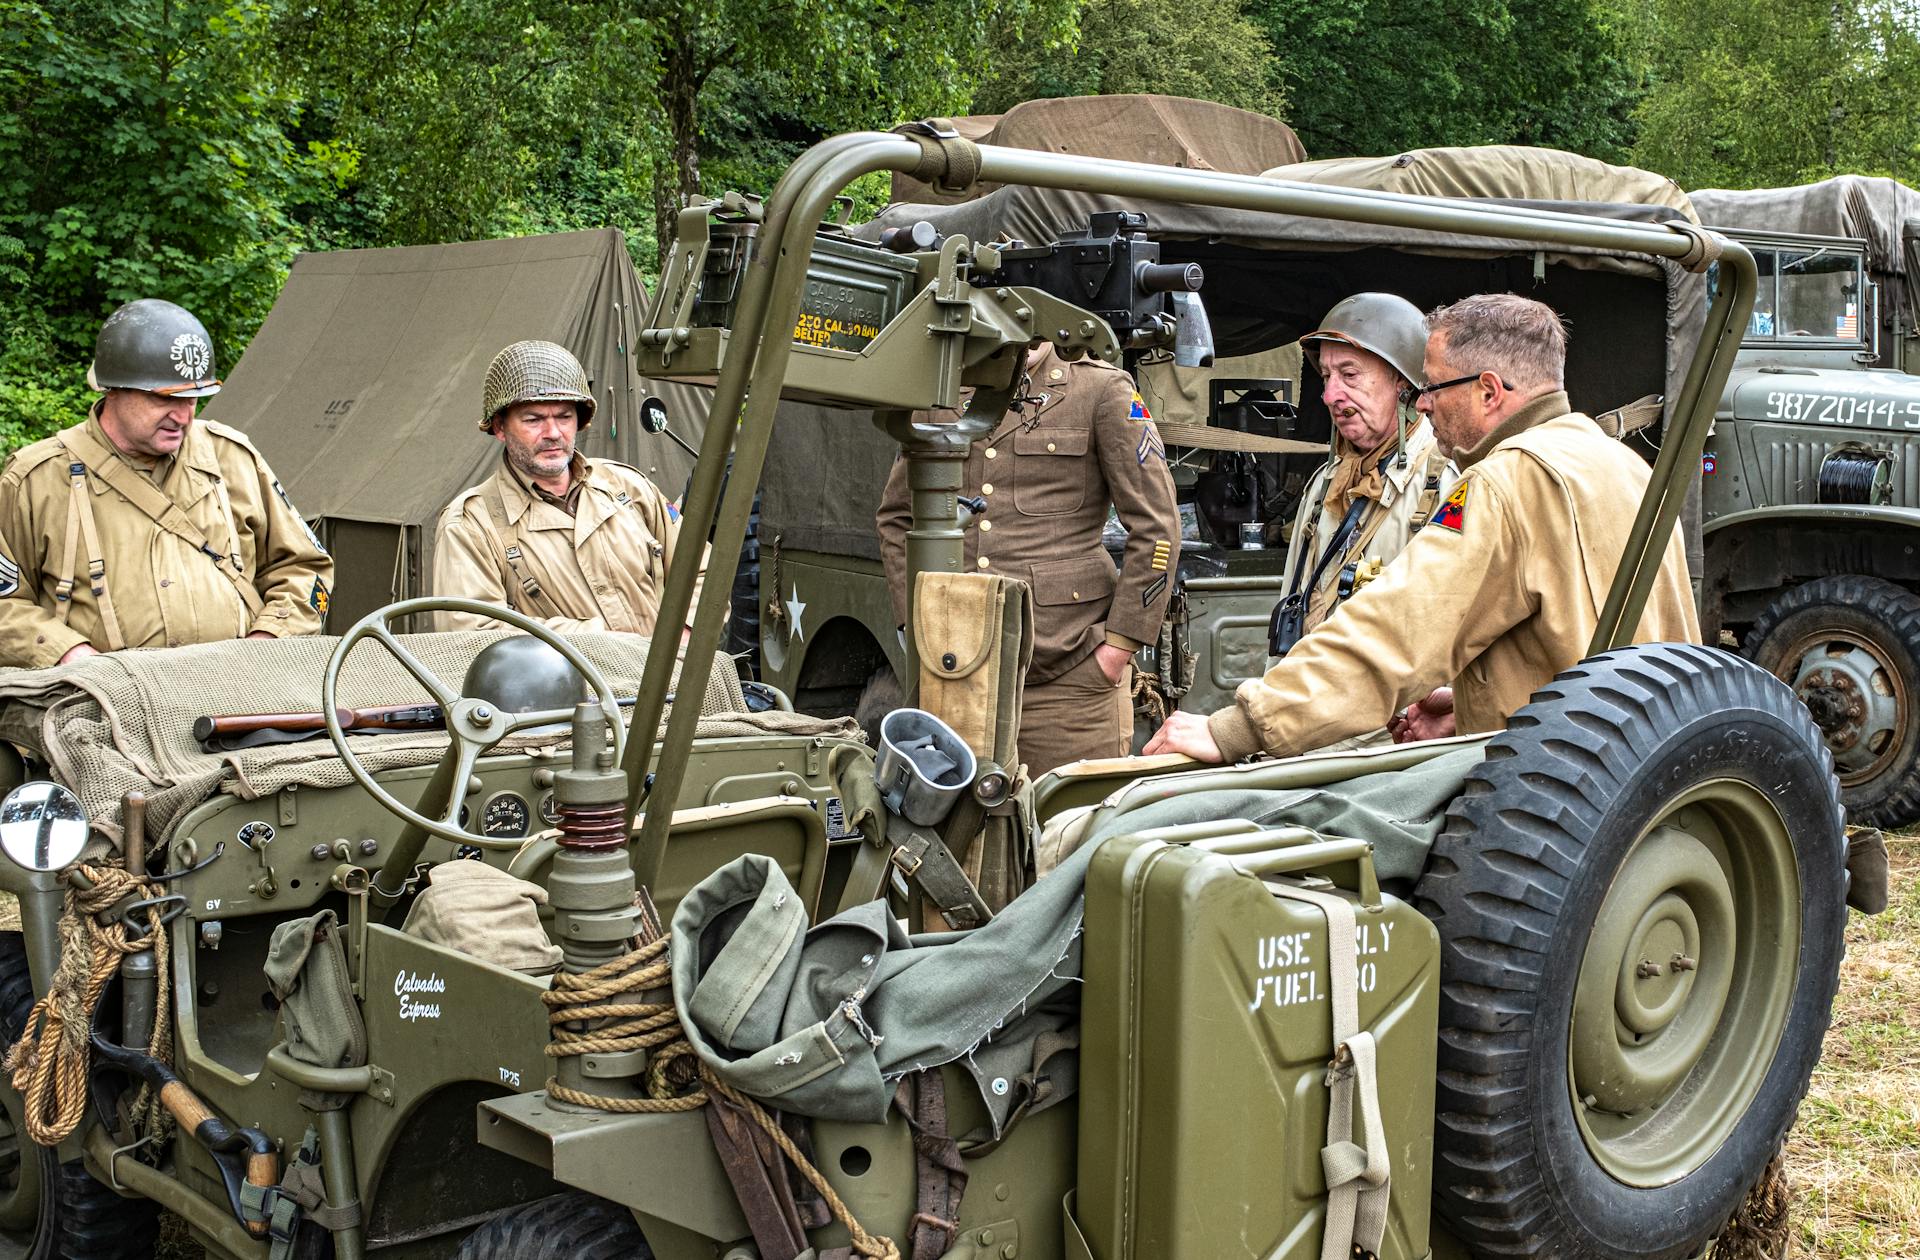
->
[498,452,591,524]
[1452,390,1569,470]
[83,403,220,491]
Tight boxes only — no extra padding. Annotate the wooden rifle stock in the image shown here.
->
[192,704,446,746]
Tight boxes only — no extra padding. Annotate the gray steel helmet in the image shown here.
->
[460,636,589,725]
[1300,292,1428,387]
[481,340,596,432]
[88,299,221,398]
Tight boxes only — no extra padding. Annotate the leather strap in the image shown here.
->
[705,1090,810,1260]
[895,1072,968,1260]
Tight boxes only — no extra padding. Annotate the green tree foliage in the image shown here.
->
[972,0,1282,115]
[1244,0,1640,160]
[1629,0,1920,187]
[1,0,333,435]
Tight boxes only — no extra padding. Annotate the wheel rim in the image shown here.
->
[1776,627,1906,787]
[1568,781,1800,1186]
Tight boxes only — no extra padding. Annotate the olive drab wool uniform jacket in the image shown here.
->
[877,343,1181,684]
[1281,418,1453,632]
[432,454,706,636]
[0,410,334,669]
[1208,392,1701,760]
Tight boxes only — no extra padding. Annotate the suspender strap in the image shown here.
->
[1267,882,1391,1260]
[1406,447,1451,535]
[63,461,127,650]
[479,484,565,619]
[54,466,81,619]
[211,469,244,571]
[56,430,263,619]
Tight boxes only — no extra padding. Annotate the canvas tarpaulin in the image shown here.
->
[1692,175,1920,333]
[0,632,746,847]
[891,94,1305,206]
[203,229,711,625]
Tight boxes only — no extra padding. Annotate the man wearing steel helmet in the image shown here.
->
[1145,293,1698,764]
[432,340,705,637]
[0,300,333,668]
[1272,292,1451,655]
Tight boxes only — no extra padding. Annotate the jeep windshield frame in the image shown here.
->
[1712,228,1871,352]
[621,132,1756,884]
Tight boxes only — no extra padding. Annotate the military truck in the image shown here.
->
[755,146,1704,741]
[0,132,1858,1260]
[1690,177,1920,828]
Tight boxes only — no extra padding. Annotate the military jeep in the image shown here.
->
[0,132,1855,1260]
[1687,179,1920,828]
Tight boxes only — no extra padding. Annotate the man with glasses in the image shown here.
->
[1145,292,1699,762]
[0,299,333,667]
[1272,293,1451,657]
[433,340,705,637]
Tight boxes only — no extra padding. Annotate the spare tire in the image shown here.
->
[1415,643,1846,1260]
[454,1191,652,1260]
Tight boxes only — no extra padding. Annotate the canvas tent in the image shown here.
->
[1692,175,1920,347]
[754,145,1708,569]
[205,229,708,629]
[891,94,1306,206]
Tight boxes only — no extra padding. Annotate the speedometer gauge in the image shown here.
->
[480,791,531,839]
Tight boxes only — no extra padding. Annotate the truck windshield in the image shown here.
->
[1713,242,1868,345]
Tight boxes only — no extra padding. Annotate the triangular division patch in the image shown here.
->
[1433,480,1471,533]
[1128,392,1152,421]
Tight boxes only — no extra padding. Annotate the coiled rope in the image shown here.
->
[4,863,173,1146]
[543,939,900,1260]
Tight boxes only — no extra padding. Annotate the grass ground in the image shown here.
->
[1784,831,1920,1258]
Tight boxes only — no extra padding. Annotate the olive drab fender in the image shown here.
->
[0,411,333,668]
[432,454,709,635]
[1210,395,1701,760]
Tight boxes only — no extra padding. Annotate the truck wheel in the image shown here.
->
[1414,643,1846,1260]
[0,933,159,1260]
[454,1193,652,1260]
[1743,574,1920,828]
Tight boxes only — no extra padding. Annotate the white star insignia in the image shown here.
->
[785,584,806,640]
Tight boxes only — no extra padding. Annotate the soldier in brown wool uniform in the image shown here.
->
[1146,293,1699,764]
[878,341,1183,775]
[433,341,706,638]
[0,300,333,669]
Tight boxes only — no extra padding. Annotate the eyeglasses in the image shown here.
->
[1398,373,1511,408]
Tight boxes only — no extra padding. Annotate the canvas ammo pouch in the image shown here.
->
[402,859,565,975]
[263,910,367,1110]
[911,571,1035,914]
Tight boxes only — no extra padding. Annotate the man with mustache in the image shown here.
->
[0,299,333,667]
[433,340,705,637]
[1272,293,1450,656]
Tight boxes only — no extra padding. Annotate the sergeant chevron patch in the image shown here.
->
[0,551,17,598]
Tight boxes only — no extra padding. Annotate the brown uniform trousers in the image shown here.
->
[0,411,333,669]
[1208,392,1701,760]
[432,454,706,637]
[878,344,1181,775]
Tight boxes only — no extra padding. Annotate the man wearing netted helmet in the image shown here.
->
[1270,292,1453,657]
[0,299,333,667]
[432,340,705,637]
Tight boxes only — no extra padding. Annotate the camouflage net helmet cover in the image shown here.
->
[1300,292,1428,388]
[480,340,596,432]
[88,298,222,398]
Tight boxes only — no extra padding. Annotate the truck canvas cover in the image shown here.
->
[202,229,707,627]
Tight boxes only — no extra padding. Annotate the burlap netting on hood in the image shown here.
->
[0,632,787,848]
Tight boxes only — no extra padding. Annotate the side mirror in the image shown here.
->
[639,397,670,434]
[0,782,88,872]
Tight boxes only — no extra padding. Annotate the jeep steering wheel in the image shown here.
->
[323,597,629,850]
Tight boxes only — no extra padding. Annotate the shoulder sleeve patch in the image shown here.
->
[1432,479,1471,533]
[1128,391,1152,422]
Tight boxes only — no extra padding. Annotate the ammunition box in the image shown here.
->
[693,231,920,354]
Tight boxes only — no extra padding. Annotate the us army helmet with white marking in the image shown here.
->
[88,299,221,398]
[481,341,597,432]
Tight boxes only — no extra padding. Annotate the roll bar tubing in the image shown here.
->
[624,133,1756,887]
